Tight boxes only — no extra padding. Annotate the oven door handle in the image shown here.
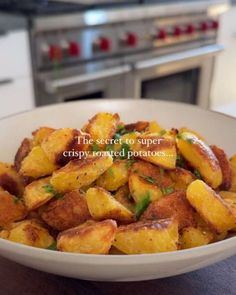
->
[46,65,131,93]
[135,44,224,70]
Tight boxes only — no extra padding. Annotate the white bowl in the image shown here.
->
[0,99,236,282]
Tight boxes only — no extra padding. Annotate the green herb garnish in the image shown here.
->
[126,158,135,169]
[120,143,130,159]
[186,138,194,144]
[47,242,57,251]
[43,184,54,194]
[13,196,20,204]
[54,193,64,200]
[91,143,100,152]
[176,133,183,140]
[159,130,166,136]
[107,167,114,177]
[176,154,185,168]
[193,169,202,179]
[141,175,157,185]
[162,187,174,195]
[135,192,151,219]
[106,144,114,153]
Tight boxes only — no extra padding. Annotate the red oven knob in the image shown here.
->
[210,20,219,30]
[186,24,195,34]
[126,32,138,47]
[157,29,167,40]
[49,45,62,61]
[173,26,183,37]
[99,37,111,52]
[69,42,80,56]
[200,21,209,32]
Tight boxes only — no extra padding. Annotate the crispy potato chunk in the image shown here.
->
[229,155,236,192]
[125,121,149,133]
[32,127,55,146]
[57,219,117,254]
[84,112,120,148]
[86,187,134,223]
[96,160,129,191]
[51,155,113,193]
[8,220,54,249]
[0,230,9,239]
[41,128,90,166]
[179,127,206,142]
[132,133,177,169]
[0,162,24,197]
[14,138,33,171]
[23,177,54,211]
[186,180,236,233]
[113,219,178,254]
[211,145,232,190]
[41,190,90,231]
[168,168,196,190]
[113,132,140,152]
[142,191,195,230]
[177,132,222,188]
[180,226,214,249]
[0,190,26,227]
[19,146,57,179]
[146,121,163,133]
[114,185,135,212]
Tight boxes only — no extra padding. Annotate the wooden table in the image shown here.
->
[1,255,235,295]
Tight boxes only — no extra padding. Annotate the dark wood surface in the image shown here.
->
[1,255,235,295]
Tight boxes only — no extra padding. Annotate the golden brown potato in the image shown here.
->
[14,138,33,171]
[96,160,129,191]
[146,121,163,133]
[168,168,196,190]
[211,145,232,190]
[114,184,135,212]
[142,191,195,230]
[41,189,90,231]
[132,133,177,169]
[0,189,26,227]
[0,230,9,239]
[109,246,125,255]
[124,121,149,133]
[50,155,113,193]
[8,220,54,249]
[86,187,134,223]
[0,162,24,197]
[229,155,236,192]
[23,177,54,211]
[113,219,179,254]
[177,132,222,189]
[113,132,140,152]
[84,112,120,148]
[19,146,57,179]
[180,226,214,249]
[57,219,117,254]
[41,128,91,166]
[178,127,206,142]
[186,180,236,233]
[32,127,55,146]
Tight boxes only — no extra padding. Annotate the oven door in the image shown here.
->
[133,44,223,108]
[38,65,131,105]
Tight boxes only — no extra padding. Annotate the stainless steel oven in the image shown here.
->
[131,44,223,108]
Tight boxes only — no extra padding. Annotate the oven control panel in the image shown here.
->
[35,14,219,69]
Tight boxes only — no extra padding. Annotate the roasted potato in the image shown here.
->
[96,159,129,191]
[19,146,57,179]
[178,127,206,142]
[186,180,236,233]
[50,155,113,193]
[41,128,91,166]
[57,219,117,254]
[146,121,163,133]
[0,162,24,196]
[211,145,232,190]
[14,138,33,171]
[32,127,55,146]
[8,220,54,249]
[230,155,236,192]
[86,187,134,223]
[177,132,222,188]
[23,177,54,211]
[125,121,149,133]
[132,133,177,169]
[180,226,214,249]
[84,112,120,148]
[0,189,26,227]
[114,184,135,212]
[168,167,196,190]
[113,219,178,254]
[142,191,195,230]
[41,189,90,231]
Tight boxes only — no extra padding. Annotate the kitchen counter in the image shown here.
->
[0,255,235,295]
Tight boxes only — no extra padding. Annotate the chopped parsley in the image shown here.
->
[91,143,100,152]
[141,175,157,185]
[47,242,57,251]
[106,144,114,153]
[43,184,64,200]
[176,133,183,140]
[193,169,202,179]
[135,192,151,219]
[176,154,185,168]
[120,143,130,159]
[116,124,127,136]
[107,167,114,177]
[159,129,166,136]
[126,158,135,169]
[162,187,174,195]
[186,138,194,144]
